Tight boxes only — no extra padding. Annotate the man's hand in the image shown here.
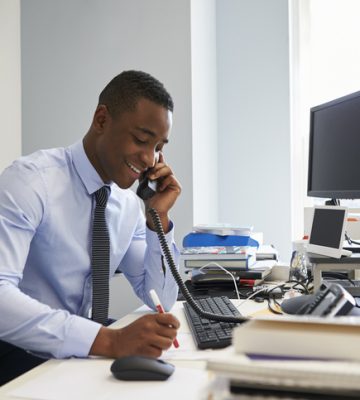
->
[144,152,181,233]
[89,313,180,359]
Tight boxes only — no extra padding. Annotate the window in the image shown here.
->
[290,0,360,240]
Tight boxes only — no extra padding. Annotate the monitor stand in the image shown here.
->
[343,243,360,253]
[341,248,353,257]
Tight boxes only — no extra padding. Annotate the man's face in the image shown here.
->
[93,98,172,188]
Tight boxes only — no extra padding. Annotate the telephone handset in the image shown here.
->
[136,177,157,200]
[136,154,160,200]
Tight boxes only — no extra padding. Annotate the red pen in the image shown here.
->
[149,289,179,348]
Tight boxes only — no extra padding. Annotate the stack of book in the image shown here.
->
[181,245,274,287]
[207,352,360,398]
[190,267,272,287]
[182,223,260,248]
[181,245,257,270]
[206,316,360,398]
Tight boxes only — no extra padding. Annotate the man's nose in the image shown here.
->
[140,150,157,169]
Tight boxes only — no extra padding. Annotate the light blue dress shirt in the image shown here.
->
[0,141,179,358]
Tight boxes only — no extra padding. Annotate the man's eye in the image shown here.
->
[134,136,147,144]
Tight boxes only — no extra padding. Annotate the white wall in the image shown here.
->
[21,0,193,247]
[0,0,21,172]
[190,0,219,225]
[216,0,292,261]
[21,0,194,316]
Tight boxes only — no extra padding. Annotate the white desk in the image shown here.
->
[0,299,269,400]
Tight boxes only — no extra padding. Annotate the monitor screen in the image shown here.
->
[307,90,360,200]
[307,206,348,259]
[309,208,345,249]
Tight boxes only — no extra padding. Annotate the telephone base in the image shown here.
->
[281,293,360,316]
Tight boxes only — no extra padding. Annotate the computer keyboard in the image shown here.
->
[183,296,242,349]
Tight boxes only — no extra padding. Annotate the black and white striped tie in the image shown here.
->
[91,186,110,325]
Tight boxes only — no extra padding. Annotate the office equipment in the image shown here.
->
[110,356,175,381]
[307,206,351,258]
[233,314,360,361]
[307,89,360,203]
[183,296,241,349]
[294,282,355,316]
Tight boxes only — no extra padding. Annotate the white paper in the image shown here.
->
[9,359,209,400]
[162,332,231,361]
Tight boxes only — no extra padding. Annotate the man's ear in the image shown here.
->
[92,105,108,132]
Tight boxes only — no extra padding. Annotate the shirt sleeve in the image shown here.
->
[0,164,101,358]
[119,216,180,312]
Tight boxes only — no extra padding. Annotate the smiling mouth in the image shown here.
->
[125,161,142,175]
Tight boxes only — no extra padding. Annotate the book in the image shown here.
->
[190,269,267,287]
[183,256,256,270]
[189,266,272,280]
[182,232,260,248]
[256,244,278,261]
[181,246,257,270]
[181,245,255,259]
[207,352,360,396]
[233,316,360,361]
[192,223,253,236]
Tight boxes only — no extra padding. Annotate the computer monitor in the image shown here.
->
[307,90,360,203]
[307,206,351,258]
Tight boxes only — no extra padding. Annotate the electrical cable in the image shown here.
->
[345,232,360,246]
[199,263,241,301]
[267,298,283,315]
[148,208,248,323]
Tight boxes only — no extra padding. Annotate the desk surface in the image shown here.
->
[0,299,269,400]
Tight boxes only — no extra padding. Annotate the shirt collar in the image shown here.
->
[70,140,112,196]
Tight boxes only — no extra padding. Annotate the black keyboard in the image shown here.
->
[183,296,242,349]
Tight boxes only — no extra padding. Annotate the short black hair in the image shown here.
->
[98,70,174,116]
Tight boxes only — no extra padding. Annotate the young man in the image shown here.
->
[0,70,181,384]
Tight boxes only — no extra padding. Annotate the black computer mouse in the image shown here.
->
[110,355,175,381]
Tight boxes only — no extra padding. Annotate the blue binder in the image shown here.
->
[182,232,259,248]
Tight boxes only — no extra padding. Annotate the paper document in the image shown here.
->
[9,358,208,400]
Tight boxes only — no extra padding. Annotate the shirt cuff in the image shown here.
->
[59,316,102,358]
[146,220,175,249]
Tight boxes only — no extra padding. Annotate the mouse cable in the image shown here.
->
[148,208,247,323]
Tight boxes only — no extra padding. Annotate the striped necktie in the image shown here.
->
[91,186,110,325]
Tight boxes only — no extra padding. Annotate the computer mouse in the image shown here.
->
[110,355,175,381]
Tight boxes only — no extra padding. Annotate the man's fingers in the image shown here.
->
[155,312,180,329]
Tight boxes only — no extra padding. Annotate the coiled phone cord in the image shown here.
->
[148,208,248,323]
